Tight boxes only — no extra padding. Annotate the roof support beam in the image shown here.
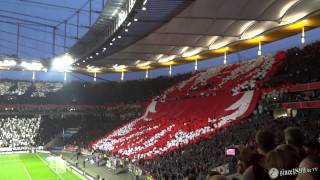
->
[174,16,279,22]
[153,31,239,37]
[136,43,209,48]
[119,51,179,56]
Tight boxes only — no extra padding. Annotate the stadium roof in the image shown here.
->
[73,0,320,74]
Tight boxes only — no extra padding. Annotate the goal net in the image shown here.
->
[46,156,67,174]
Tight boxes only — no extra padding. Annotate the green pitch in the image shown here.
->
[0,153,86,180]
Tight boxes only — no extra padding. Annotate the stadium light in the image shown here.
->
[64,71,67,81]
[143,0,148,5]
[194,59,198,71]
[155,54,164,60]
[158,55,176,63]
[51,53,74,72]
[182,48,202,58]
[142,7,147,11]
[145,69,149,79]
[0,59,17,67]
[121,71,124,81]
[224,47,228,65]
[301,26,305,44]
[258,39,262,56]
[21,61,44,71]
[125,28,129,32]
[86,65,101,73]
[280,12,308,25]
[134,18,138,22]
[180,47,189,54]
[136,61,151,68]
[32,71,35,81]
[113,64,127,72]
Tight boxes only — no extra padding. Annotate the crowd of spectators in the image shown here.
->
[160,55,277,101]
[262,89,320,104]
[0,103,142,114]
[92,54,280,161]
[0,73,186,149]
[65,104,144,148]
[138,109,320,180]
[265,41,320,87]
[31,103,145,147]
[0,115,41,147]
[133,42,320,179]
[0,73,190,105]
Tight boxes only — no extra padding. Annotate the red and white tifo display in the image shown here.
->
[91,52,286,160]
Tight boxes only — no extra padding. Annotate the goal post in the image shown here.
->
[46,156,67,174]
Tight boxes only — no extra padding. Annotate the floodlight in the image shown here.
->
[182,48,202,58]
[51,53,74,72]
[158,55,176,63]
[0,60,17,67]
[21,61,44,71]
[87,65,101,73]
[136,61,151,67]
[113,64,127,70]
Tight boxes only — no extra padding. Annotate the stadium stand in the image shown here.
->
[0,115,40,147]
[1,41,320,180]
[88,42,320,179]
[91,54,283,160]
